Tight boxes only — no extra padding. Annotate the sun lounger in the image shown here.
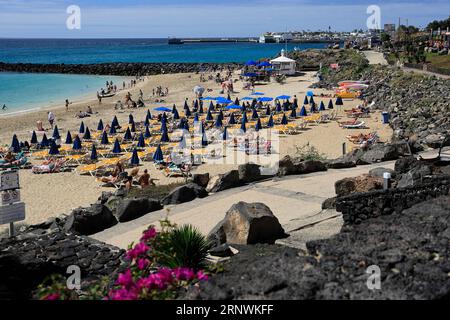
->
[342,121,366,129]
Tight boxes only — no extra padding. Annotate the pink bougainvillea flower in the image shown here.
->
[196,271,209,281]
[137,258,150,270]
[108,288,138,301]
[140,227,157,242]
[116,269,134,288]
[174,268,196,281]
[43,293,61,301]
[126,242,150,261]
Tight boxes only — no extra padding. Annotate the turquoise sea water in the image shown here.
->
[0,73,122,114]
[0,39,330,114]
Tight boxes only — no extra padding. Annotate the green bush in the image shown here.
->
[295,143,327,162]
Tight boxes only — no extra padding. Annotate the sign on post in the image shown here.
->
[0,170,25,235]
[0,202,25,225]
[2,190,21,206]
[0,171,20,191]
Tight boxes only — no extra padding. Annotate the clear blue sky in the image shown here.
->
[0,0,449,38]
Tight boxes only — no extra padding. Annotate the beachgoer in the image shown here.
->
[86,106,93,114]
[138,169,153,188]
[125,176,133,191]
[47,111,55,129]
[65,99,72,112]
[2,104,7,110]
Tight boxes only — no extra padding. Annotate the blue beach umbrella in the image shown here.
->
[173,108,180,120]
[245,60,258,66]
[90,145,98,161]
[300,106,308,117]
[194,113,200,123]
[65,131,73,144]
[206,110,214,121]
[251,108,259,120]
[41,133,50,148]
[222,127,229,141]
[144,125,152,138]
[258,97,273,102]
[229,113,236,125]
[309,96,315,105]
[328,100,334,109]
[97,119,104,131]
[201,133,208,147]
[79,121,85,134]
[160,129,170,143]
[130,121,136,133]
[53,126,61,139]
[319,101,326,112]
[155,107,172,112]
[112,139,122,154]
[31,131,38,144]
[251,92,265,96]
[129,114,134,124]
[130,148,140,166]
[242,111,248,124]
[109,124,117,135]
[267,115,274,128]
[310,104,317,113]
[84,127,92,140]
[258,61,272,67]
[101,131,109,145]
[240,119,247,133]
[123,127,133,141]
[307,91,314,97]
[112,116,119,128]
[266,106,271,116]
[11,135,20,153]
[137,133,146,148]
[215,115,223,128]
[303,96,309,105]
[153,145,164,163]
[147,110,152,120]
[336,97,344,106]
[277,95,291,100]
[72,136,82,151]
[290,107,297,118]
[281,114,288,125]
[241,97,254,101]
[225,104,242,110]
[276,103,282,113]
[255,118,262,131]
[49,140,59,155]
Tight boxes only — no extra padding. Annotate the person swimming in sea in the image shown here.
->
[2,104,7,110]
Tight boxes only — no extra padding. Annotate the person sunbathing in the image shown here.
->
[138,169,156,188]
[100,161,124,184]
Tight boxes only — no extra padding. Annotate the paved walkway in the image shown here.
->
[92,161,396,249]
[362,50,388,65]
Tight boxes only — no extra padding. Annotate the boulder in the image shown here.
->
[327,158,357,169]
[369,167,396,178]
[335,175,384,197]
[161,183,208,205]
[359,143,404,163]
[425,134,443,149]
[394,156,422,174]
[209,244,235,258]
[277,156,327,176]
[206,170,241,193]
[115,198,163,223]
[64,204,117,235]
[322,197,337,210]
[208,202,287,246]
[396,165,433,189]
[238,163,261,183]
[192,173,210,188]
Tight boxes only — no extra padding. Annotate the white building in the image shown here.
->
[270,49,297,76]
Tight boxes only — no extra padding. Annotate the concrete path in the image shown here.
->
[362,50,388,65]
[92,161,396,249]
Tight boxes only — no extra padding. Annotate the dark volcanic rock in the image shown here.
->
[209,244,235,258]
[161,183,208,205]
[64,204,117,236]
[192,173,210,188]
[335,175,384,197]
[208,202,287,246]
[369,167,396,178]
[206,170,241,193]
[186,196,450,300]
[238,163,262,183]
[115,198,163,223]
[277,157,327,176]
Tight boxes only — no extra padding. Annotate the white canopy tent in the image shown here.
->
[270,49,297,76]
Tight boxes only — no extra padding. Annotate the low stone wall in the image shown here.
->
[336,176,450,225]
[0,62,242,76]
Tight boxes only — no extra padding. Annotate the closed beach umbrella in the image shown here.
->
[215,115,223,128]
[255,118,262,131]
[276,103,282,113]
[281,114,288,125]
[160,128,170,143]
[72,136,82,151]
[173,108,180,120]
[147,110,152,120]
[300,106,308,117]
[65,131,73,144]
[202,133,208,147]
[266,106,271,116]
[319,101,326,112]
[178,118,186,130]
[160,120,168,133]
[137,133,146,148]
[252,109,259,120]
[199,102,204,114]
[328,100,334,109]
[184,100,189,110]
[49,140,59,155]
[153,145,164,163]
[183,120,190,131]
[162,112,168,122]
[31,131,38,144]
[242,111,248,123]
[200,121,206,134]
[79,121,85,134]
[129,114,134,124]
[84,127,92,140]
[185,106,192,117]
[209,101,215,111]
[206,110,213,121]
[144,125,152,138]
[101,131,109,145]
[222,127,229,141]
[112,138,122,154]
[283,102,290,112]
[310,104,317,113]
[112,115,119,128]
[41,133,50,148]
[97,119,104,131]
[336,97,344,106]
[218,110,224,121]
[11,135,20,153]
[229,113,236,125]
[304,96,309,105]
[144,117,150,127]
[234,97,240,105]
[194,100,199,110]
[267,115,274,128]
[290,107,297,118]
[172,105,178,114]
[90,145,98,161]
[240,119,247,133]
[130,121,136,133]
[124,127,132,141]
[178,135,187,149]
[130,148,140,166]
[109,124,117,135]
[194,113,200,123]
[53,125,61,139]
[309,96,315,105]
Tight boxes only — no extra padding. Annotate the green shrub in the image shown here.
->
[295,143,327,162]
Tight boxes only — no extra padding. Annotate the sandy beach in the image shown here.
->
[0,70,392,234]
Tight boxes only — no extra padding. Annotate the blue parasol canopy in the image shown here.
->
[49,140,59,155]
[97,119,104,131]
[155,107,172,112]
[31,131,38,144]
[300,106,308,117]
[277,95,291,100]
[123,127,133,141]
[101,131,109,145]
[90,144,98,161]
[226,104,242,110]
[144,125,152,138]
[216,98,232,104]
[245,60,258,66]
[53,126,61,139]
[41,133,50,148]
[153,145,164,162]
[258,61,272,67]
[241,97,254,101]
[79,121,85,134]
[258,97,273,102]
[112,138,122,154]
[84,127,92,140]
[65,131,73,144]
[307,91,314,97]
[130,148,140,166]
[251,92,265,96]
[137,133,146,148]
[72,135,82,151]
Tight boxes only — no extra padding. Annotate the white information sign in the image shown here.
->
[0,171,20,191]
[1,190,21,206]
[0,202,25,225]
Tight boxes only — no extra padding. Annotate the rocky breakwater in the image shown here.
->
[0,62,243,76]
